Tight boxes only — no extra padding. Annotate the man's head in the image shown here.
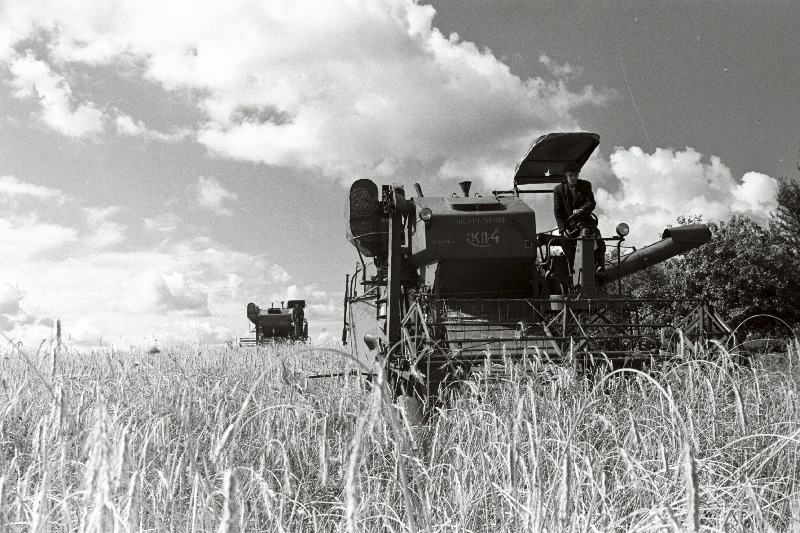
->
[564,163,581,187]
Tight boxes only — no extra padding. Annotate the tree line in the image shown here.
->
[625,170,800,338]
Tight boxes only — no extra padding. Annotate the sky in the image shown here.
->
[0,0,797,348]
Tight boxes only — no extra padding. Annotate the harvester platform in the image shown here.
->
[400,296,721,374]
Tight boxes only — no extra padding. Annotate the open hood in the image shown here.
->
[513,132,600,186]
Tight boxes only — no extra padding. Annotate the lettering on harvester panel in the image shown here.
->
[466,228,500,247]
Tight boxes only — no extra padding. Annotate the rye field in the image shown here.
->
[2,340,800,532]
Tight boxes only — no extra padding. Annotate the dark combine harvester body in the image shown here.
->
[342,132,732,401]
[245,300,308,344]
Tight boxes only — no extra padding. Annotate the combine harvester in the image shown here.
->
[239,300,308,346]
[342,132,731,401]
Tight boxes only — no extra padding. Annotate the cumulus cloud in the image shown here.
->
[161,272,210,314]
[732,172,778,214]
[0,284,25,316]
[114,114,191,142]
[269,265,291,283]
[0,173,296,345]
[0,194,125,255]
[0,0,610,186]
[0,284,43,334]
[539,54,576,77]
[227,273,244,298]
[308,301,339,320]
[82,206,125,248]
[121,270,210,316]
[193,176,237,216]
[67,316,105,345]
[177,320,234,344]
[0,217,78,261]
[0,175,64,199]
[19,241,297,345]
[143,213,181,233]
[596,146,778,245]
[280,284,340,321]
[8,53,106,137]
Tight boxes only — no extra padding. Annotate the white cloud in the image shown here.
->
[0,239,285,345]
[8,53,106,137]
[82,206,125,248]
[308,301,339,320]
[0,173,297,345]
[163,272,210,314]
[0,284,25,315]
[114,114,191,142]
[194,176,237,216]
[269,265,291,283]
[280,284,340,321]
[732,172,778,215]
[119,269,210,316]
[0,217,78,261]
[67,316,105,345]
[0,175,64,199]
[114,114,146,136]
[178,320,235,344]
[316,330,340,344]
[143,213,181,233]
[227,273,244,298]
[0,0,610,185]
[596,146,778,245]
[0,284,45,335]
[539,54,575,77]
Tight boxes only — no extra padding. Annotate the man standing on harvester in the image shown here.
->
[553,162,606,273]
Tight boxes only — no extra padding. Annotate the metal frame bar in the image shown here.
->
[406,296,718,361]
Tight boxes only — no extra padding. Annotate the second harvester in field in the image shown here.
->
[242,300,308,345]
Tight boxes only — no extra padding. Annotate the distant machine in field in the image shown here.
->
[342,131,732,402]
[241,300,308,345]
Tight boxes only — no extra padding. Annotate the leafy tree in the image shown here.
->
[770,176,800,254]
[627,215,800,335]
[626,155,800,337]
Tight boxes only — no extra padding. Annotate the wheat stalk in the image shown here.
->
[683,441,700,533]
[217,469,239,533]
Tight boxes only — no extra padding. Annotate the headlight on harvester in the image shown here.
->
[419,208,433,222]
[616,223,630,237]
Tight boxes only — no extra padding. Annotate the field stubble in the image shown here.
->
[1,340,800,532]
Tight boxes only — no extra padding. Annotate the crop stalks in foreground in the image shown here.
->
[1,340,799,532]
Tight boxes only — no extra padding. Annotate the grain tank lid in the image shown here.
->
[513,132,600,186]
[447,196,507,211]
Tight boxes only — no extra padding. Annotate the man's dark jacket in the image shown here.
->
[554,179,596,234]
